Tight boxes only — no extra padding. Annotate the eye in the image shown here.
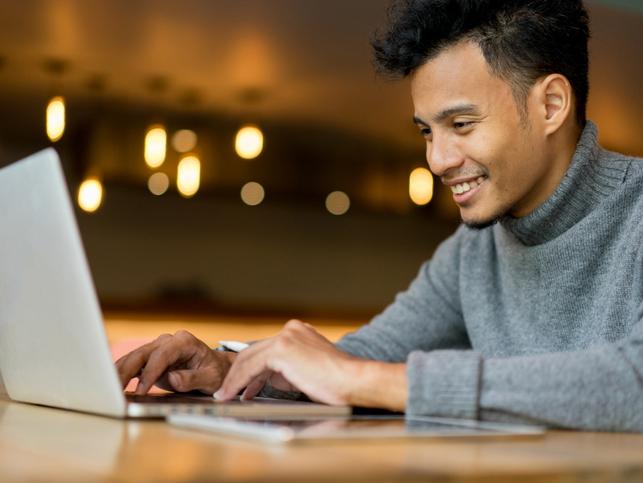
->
[453,121,474,130]
[419,127,432,138]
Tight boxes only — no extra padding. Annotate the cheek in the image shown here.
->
[492,138,540,196]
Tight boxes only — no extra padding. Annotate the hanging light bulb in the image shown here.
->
[46,96,66,142]
[409,167,434,206]
[144,125,167,168]
[177,155,201,197]
[234,125,264,159]
[77,178,103,213]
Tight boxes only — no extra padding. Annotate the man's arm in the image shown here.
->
[406,312,643,431]
[212,225,470,412]
[337,228,470,362]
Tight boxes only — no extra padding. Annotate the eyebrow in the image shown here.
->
[413,103,481,126]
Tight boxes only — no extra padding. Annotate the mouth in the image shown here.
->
[449,176,487,205]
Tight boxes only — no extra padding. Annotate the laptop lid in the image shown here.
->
[0,149,127,417]
[0,150,351,420]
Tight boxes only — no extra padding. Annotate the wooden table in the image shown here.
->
[1,399,643,483]
[2,316,642,482]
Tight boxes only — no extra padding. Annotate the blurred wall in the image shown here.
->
[0,0,640,317]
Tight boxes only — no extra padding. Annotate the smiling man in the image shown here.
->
[410,40,581,227]
[116,0,643,431]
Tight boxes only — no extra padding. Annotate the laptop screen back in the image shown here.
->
[0,149,126,417]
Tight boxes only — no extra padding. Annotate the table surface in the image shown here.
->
[1,400,643,483]
[1,317,643,483]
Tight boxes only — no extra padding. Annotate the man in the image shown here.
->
[117,0,643,431]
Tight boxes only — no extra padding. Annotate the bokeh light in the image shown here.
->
[409,167,433,206]
[46,96,65,142]
[177,155,201,197]
[240,181,265,206]
[148,172,170,196]
[325,191,350,215]
[144,125,167,168]
[234,125,264,159]
[172,129,197,153]
[77,178,103,213]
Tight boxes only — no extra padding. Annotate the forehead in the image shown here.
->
[410,41,515,119]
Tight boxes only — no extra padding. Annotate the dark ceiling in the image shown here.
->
[0,0,641,154]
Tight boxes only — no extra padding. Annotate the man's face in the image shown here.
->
[411,41,555,227]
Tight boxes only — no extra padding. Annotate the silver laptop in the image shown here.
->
[0,149,349,418]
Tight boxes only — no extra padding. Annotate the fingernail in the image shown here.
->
[213,390,222,400]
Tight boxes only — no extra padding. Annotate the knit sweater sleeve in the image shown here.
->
[406,209,643,432]
[335,227,470,362]
[406,314,643,432]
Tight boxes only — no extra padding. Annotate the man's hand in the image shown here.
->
[213,320,408,411]
[115,330,234,395]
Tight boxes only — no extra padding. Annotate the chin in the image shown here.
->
[462,218,499,230]
[460,207,504,231]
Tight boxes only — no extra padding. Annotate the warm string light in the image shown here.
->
[77,178,103,213]
[240,181,265,206]
[326,191,350,215]
[177,155,201,197]
[144,125,167,168]
[148,172,169,196]
[172,129,197,153]
[409,167,434,205]
[235,125,264,159]
[46,96,65,142]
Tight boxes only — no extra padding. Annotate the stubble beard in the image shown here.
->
[463,217,500,230]
[460,197,514,230]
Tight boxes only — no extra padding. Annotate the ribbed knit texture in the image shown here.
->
[337,122,643,431]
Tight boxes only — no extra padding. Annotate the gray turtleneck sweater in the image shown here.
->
[336,122,643,432]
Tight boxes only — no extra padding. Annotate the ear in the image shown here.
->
[534,74,573,135]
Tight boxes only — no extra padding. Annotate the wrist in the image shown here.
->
[344,359,407,412]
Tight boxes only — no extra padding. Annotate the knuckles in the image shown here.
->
[156,333,172,343]
[284,319,304,331]
[173,329,194,341]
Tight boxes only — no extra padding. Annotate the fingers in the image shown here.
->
[215,321,316,400]
[115,334,171,389]
[214,319,352,405]
[267,371,300,393]
[241,373,270,400]
[168,367,223,395]
[215,339,273,401]
[135,340,185,395]
[115,331,205,395]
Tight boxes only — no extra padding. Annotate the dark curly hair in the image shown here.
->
[372,0,590,125]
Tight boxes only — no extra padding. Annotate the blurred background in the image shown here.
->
[0,0,641,324]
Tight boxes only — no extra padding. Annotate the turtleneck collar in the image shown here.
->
[499,121,629,246]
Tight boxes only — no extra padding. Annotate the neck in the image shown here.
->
[499,121,627,246]
[510,122,583,218]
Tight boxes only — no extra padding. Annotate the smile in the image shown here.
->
[450,176,486,194]
[450,176,487,204]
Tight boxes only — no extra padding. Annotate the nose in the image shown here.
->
[426,134,463,177]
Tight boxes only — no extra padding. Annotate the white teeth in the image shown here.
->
[450,177,485,195]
